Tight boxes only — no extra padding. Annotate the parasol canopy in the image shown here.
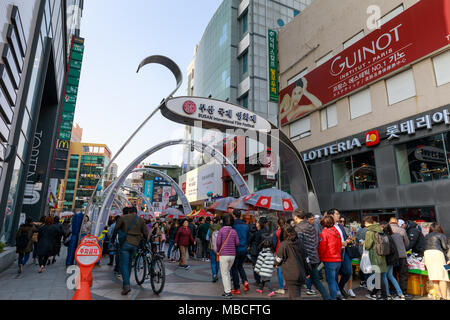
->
[227,194,255,211]
[244,188,298,212]
[195,209,214,218]
[207,197,237,212]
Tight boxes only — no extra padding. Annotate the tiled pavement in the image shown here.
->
[0,247,431,300]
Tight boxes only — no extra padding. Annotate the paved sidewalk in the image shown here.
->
[0,248,432,300]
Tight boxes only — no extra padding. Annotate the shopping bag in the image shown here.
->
[360,249,373,274]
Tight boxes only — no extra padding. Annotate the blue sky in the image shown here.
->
[74,0,223,173]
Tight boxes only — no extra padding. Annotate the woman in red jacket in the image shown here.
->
[318,215,342,300]
[175,220,196,269]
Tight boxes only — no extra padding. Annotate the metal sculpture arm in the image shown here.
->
[121,185,154,213]
[85,55,183,216]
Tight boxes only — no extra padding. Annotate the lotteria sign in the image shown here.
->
[280,0,450,126]
[303,138,363,162]
[162,96,272,132]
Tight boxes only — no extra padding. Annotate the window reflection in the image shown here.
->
[395,133,450,184]
[332,151,378,192]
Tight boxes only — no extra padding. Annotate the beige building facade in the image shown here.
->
[278,0,450,232]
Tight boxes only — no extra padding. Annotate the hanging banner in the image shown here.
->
[280,0,450,126]
[268,29,279,102]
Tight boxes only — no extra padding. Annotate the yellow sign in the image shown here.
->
[57,140,70,150]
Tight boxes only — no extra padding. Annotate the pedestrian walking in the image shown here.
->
[327,209,353,299]
[248,217,271,286]
[111,206,149,295]
[107,216,120,268]
[272,218,287,295]
[389,217,410,298]
[423,223,450,300]
[379,221,406,300]
[198,217,211,261]
[318,215,342,300]
[15,217,36,274]
[80,215,92,239]
[356,223,368,288]
[254,239,276,297]
[363,216,388,300]
[51,216,65,264]
[150,222,163,252]
[275,226,310,300]
[167,220,180,262]
[174,219,196,269]
[187,218,197,259]
[208,217,222,282]
[216,214,240,299]
[31,217,45,265]
[294,211,331,300]
[160,221,168,253]
[231,209,250,294]
[36,216,58,273]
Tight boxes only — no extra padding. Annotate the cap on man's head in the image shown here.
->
[398,219,406,228]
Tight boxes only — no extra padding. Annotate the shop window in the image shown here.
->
[321,103,338,131]
[332,151,377,192]
[290,116,311,141]
[395,132,450,184]
[349,88,372,119]
[315,51,333,67]
[362,209,397,223]
[343,30,364,49]
[386,69,416,105]
[398,207,436,223]
[288,68,308,86]
[433,49,450,86]
[377,4,404,27]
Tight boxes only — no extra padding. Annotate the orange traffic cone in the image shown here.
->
[73,266,93,300]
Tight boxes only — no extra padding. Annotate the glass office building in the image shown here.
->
[0,0,83,245]
[193,0,313,125]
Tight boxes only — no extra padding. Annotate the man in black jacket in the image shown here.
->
[248,217,271,285]
[294,211,331,300]
[403,220,425,257]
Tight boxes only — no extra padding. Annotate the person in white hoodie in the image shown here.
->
[254,239,276,297]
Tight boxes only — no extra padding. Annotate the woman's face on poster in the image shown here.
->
[291,85,304,108]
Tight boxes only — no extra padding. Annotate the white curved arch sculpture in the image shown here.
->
[93,139,250,236]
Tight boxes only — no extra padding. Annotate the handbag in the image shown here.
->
[346,244,361,259]
[360,248,373,274]
[118,215,138,246]
[216,229,233,262]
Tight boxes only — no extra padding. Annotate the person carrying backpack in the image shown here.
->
[16,217,36,274]
[380,222,405,300]
[208,217,222,282]
[363,216,388,300]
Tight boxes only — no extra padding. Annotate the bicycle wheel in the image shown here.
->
[150,257,166,294]
[134,253,147,286]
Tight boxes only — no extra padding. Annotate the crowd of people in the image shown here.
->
[15,215,71,274]
[14,206,450,301]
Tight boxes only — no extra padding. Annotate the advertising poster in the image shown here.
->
[279,0,450,126]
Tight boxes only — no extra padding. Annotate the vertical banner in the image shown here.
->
[268,29,278,102]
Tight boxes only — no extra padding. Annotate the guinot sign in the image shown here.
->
[280,0,450,126]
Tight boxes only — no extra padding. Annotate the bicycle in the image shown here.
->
[134,240,166,294]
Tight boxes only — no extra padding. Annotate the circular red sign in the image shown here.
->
[183,100,196,115]
[75,243,101,267]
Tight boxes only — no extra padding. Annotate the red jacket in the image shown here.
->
[318,227,342,262]
[175,226,195,247]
